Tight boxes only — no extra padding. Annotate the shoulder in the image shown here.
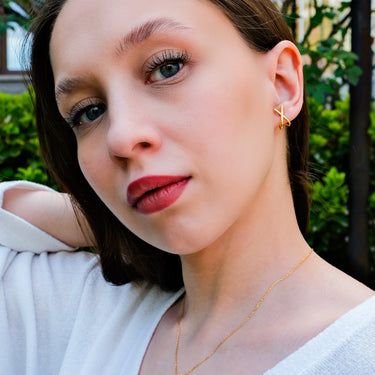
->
[272,253,374,361]
[266,295,375,375]
[0,181,74,253]
[306,296,375,373]
[316,255,374,309]
[300,252,374,312]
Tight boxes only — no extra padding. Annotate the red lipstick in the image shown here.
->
[127,175,190,214]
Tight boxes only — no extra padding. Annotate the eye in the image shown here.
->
[150,62,183,82]
[66,102,106,128]
[145,49,191,84]
[79,104,106,124]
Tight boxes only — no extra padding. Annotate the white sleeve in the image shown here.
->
[0,181,104,374]
[0,181,74,252]
[0,243,103,374]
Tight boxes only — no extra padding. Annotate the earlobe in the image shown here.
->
[267,40,304,124]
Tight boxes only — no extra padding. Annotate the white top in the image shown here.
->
[0,181,374,375]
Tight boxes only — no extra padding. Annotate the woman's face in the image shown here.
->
[51,0,279,253]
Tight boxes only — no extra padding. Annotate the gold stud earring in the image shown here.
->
[273,105,291,130]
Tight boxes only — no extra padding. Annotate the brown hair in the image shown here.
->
[28,0,309,291]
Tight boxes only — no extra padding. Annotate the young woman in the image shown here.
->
[1,0,374,374]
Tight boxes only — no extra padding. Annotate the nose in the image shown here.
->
[106,104,162,163]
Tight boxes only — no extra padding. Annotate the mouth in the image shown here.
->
[127,175,191,214]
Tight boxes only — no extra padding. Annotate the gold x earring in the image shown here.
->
[273,105,291,130]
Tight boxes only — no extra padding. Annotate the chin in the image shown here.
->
[146,227,219,257]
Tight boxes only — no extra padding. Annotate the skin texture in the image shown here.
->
[3,0,371,374]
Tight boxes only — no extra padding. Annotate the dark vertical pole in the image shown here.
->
[291,0,297,40]
[0,5,6,74]
[349,0,371,283]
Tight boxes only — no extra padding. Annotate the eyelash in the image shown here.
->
[144,49,191,81]
[64,49,191,128]
[64,99,105,129]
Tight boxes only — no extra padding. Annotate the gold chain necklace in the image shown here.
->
[174,248,314,375]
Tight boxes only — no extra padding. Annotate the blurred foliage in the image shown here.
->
[0,1,33,34]
[0,0,43,34]
[281,1,361,106]
[307,96,375,279]
[0,90,55,186]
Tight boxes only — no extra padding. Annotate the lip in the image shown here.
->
[127,175,191,214]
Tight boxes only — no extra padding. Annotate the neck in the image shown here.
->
[179,182,311,325]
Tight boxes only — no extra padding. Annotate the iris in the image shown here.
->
[80,104,105,124]
[159,62,180,78]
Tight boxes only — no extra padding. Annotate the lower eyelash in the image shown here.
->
[64,99,100,128]
[144,49,191,75]
[64,106,86,128]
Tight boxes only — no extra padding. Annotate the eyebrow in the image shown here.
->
[55,17,190,103]
[115,17,191,56]
[55,74,93,104]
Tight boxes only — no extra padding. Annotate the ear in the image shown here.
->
[266,40,304,124]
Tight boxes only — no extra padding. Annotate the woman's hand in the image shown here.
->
[3,187,93,248]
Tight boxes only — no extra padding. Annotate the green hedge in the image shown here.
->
[307,97,375,276]
[0,91,55,186]
[0,90,374,281]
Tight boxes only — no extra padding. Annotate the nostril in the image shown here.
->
[140,142,151,148]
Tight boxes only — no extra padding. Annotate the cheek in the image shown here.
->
[179,70,275,214]
[178,58,270,138]
[174,71,272,164]
[77,138,112,193]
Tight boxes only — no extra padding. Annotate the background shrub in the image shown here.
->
[0,90,55,186]
[307,96,375,282]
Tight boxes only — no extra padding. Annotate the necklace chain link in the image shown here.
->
[174,248,314,375]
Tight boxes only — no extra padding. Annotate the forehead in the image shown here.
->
[50,0,235,68]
